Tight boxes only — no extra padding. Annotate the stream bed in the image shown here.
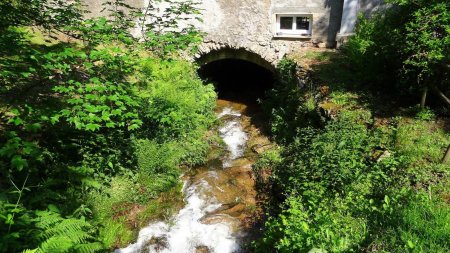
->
[116,99,270,253]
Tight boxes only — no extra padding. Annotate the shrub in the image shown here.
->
[343,1,450,105]
[272,111,376,197]
[255,110,408,252]
[134,139,182,175]
[0,0,213,250]
[258,197,367,253]
[255,103,449,252]
[135,59,216,142]
[414,106,436,121]
[263,58,321,144]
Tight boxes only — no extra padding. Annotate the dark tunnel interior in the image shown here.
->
[197,59,275,104]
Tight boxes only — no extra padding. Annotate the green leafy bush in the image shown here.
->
[414,106,436,121]
[139,0,203,57]
[272,110,377,197]
[258,197,367,253]
[255,109,396,252]
[255,90,450,252]
[343,0,450,105]
[0,0,212,251]
[263,58,321,144]
[136,59,216,142]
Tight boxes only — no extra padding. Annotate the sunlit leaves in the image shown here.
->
[403,2,450,79]
[139,0,203,57]
[345,0,449,95]
[54,77,142,131]
[34,42,144,132]
[0,0,206,251]
[10,155,28,171]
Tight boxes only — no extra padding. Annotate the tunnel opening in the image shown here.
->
[197,58,275,105]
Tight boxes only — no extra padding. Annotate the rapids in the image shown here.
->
[115,99,272,253]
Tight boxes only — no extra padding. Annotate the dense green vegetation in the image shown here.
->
[0,0,215,252]
[254,0,450,252]
[344,0,449,107]
[1,0,449,252]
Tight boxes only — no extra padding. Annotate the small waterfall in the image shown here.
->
[115,107,248,253]
[218,108,248,168]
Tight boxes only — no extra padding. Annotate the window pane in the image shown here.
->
[296,17,310,30]
[280,17,293,30]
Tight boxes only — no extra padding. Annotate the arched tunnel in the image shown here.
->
[197,49,276,104]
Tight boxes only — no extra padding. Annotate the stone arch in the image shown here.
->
[195,42,283,72]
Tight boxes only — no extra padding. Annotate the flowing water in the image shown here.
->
[116,99,271,253]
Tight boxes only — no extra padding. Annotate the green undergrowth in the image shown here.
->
[73,57,215,249]
[1,20,215,252]
[93,182,184,248]
[253,56,450,252]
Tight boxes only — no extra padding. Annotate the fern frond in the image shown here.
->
[37,236,72,253]
[21,249,38,253]
[34,210,64,230]
[43,218,92,243]
[75,242,104,253]
[33,210,104,253]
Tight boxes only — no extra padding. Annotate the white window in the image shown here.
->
[275,14,312,37]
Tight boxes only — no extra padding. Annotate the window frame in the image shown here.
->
[275,14,313,38]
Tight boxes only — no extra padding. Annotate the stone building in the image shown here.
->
[82,0,385,67]
[195,0,385,67]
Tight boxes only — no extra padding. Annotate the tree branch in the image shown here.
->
[431,85,450,107]
[442,144,450,164]
[8,173,29,234]
[420,87,428,108]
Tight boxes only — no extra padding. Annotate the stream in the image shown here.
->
[116,99,271,253]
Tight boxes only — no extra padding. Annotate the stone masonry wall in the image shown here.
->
[195,0,345,67]
[80,0,385,68]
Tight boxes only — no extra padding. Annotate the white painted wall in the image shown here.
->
[340,0,359,34]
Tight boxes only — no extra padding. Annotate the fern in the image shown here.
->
[75,243,104,253]
[38,236,73,253]
[25,211,104,253]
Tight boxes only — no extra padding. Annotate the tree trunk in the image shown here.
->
[442,144,450,163]
[432,85,450,107]
[420,86,428,108]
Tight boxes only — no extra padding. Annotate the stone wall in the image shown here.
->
[270,0,343,46]
[79,0,386,68]
[197,0,345,50]
[195,0,283,67]
[360,0,386,17]
[81,0,144,18]
[195,0,348,67]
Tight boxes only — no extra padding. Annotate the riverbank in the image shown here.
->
[252,52,450,252]
[115,98,273,252]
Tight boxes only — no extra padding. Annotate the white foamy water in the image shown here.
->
[115,107,248,253]
[115,180,239,253]
[218,108,248,167]
[217,107,242,118]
